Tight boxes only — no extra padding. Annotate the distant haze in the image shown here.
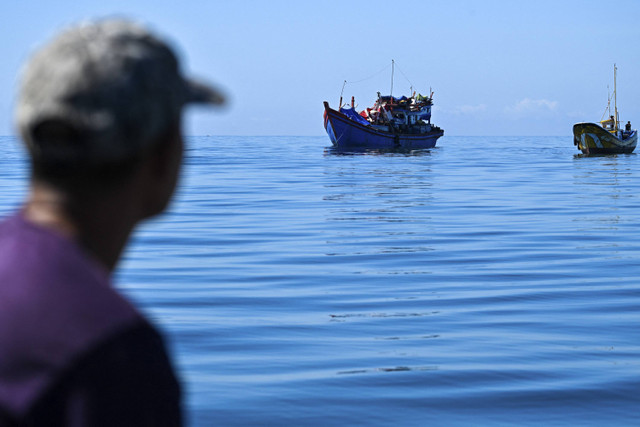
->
[1,0,638,136]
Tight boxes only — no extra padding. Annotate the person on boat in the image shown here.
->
[0,19,224,426]
[602,115,615,130]
[626,121,632,132]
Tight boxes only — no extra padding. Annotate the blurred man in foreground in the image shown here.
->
[0,19,224,426]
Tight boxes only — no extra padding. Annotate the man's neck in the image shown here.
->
[24,182,138,272]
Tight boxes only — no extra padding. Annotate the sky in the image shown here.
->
[1,0,639,136]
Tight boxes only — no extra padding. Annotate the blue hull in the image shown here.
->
[323,102,443,150]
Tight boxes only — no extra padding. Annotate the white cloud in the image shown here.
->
[436,104,488,115]
[455,104,488,114]
[505,98,558,115]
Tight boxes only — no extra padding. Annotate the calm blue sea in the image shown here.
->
[1,135,639,426]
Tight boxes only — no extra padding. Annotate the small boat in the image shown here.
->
[573,64,637,154]
[323,61,444,150]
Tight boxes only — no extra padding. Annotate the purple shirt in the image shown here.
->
[0,213,181,426]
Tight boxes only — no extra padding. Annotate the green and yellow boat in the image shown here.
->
[573,65,637,155]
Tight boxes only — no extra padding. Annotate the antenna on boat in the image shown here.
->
[339,80,347,109]
[614,63,618,131]
[390,59,394,100]
[601,85,611,123]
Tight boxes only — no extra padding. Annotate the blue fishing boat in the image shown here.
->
[323,62,444,150]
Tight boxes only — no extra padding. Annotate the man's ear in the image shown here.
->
[139,123,183,219]
[149,133,173,177]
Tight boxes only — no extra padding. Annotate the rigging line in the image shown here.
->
[393,61,415,91]
[600,86,611,122]
[343,63,392,85]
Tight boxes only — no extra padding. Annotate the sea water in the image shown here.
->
[1,135,639,426]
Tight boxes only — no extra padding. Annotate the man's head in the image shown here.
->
[15,19,224,192]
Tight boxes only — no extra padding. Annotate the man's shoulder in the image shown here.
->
[0,212,137,324]
[2,320,182,426]
[27,321,182,426]
[0,213,143,418]
[0,213,139,349]
[0,212,110,286]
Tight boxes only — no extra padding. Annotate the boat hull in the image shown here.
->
[573,122,637,154]
[323,102,443,150]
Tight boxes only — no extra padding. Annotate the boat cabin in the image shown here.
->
[601,116,616,132]
[352,92,435,134]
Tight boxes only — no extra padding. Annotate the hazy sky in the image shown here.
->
[1,0,639,136]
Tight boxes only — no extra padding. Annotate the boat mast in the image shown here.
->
[614,64,618,130]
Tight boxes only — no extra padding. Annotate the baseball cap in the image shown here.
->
[15,19,225,165]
